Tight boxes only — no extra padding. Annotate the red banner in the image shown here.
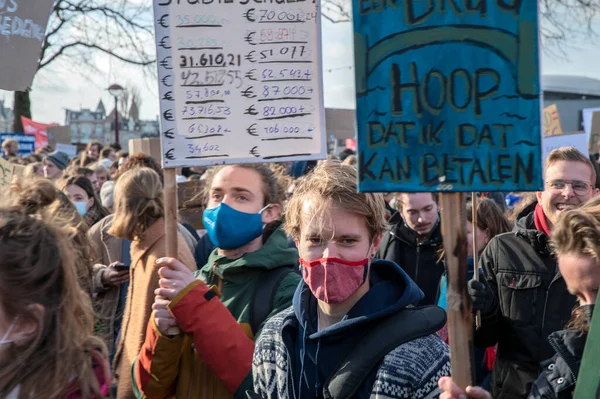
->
[21,117,58,151]
[345,138,357,152]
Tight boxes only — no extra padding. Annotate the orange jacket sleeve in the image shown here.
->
[134,315,186,399]
[168,280,255,394]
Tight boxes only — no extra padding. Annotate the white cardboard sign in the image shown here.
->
[153,0,326,167]
[582,107,600,142]
[55,143,77,158]
[542,132,589,162]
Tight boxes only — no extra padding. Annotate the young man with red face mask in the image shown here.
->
[251,162,451,399]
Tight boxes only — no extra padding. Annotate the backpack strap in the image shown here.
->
[323,305,446,399]
[250,265,298,336]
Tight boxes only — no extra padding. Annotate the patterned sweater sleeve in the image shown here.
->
[372,334,451,399]
[252,308,294,399]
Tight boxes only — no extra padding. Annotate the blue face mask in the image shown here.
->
[74,201,88,216]
[203,202,270,250]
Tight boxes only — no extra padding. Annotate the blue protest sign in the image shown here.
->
[0,133,35,156]
[353,1,542,192]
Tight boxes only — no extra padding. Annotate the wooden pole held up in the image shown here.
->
[440,192,474,389]
[471,193,482,330]
[163,168,180,336]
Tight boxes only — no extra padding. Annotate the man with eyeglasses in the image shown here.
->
[468,146,598,399]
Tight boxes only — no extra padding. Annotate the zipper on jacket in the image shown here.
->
[415,245,421,284]
[548,338,577,387]
[541,265,561,338]
[286,345,297,399]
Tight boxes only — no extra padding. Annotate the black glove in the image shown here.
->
[468,279,496,316]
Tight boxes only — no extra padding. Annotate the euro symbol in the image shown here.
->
[247,124,258,136]
[165,148,175,161]
[241,86,256,99]
[245,51,256,63]
[158,14,169,28]
[250,146,260,157]
[245,69,257,81]
[160,56,172,70]
[163,128,175,139]
[244,31,256,45]
[244,105,258,116]
[243,8,255,22]
[163,109,174,121]
[161,75,173,87]
[159,36,171,49]
[163,91,174,101]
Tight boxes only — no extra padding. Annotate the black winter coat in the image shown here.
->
[528,329,587,399]
[376,212,444,305]
[475,203,577,399]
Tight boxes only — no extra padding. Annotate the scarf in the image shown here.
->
[534,203,551,237]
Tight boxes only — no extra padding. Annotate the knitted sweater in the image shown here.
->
[252,306,451,399]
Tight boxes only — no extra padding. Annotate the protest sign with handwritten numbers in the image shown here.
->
[353,1,542,192]
[152,0,326,168]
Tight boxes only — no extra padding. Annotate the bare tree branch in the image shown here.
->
[38,0,156,72]
[322,0,600,53]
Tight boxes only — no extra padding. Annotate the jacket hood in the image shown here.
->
[514,204,552,257]
[515,201,538,231]
[201,226,298,279]
[293,259,424,339]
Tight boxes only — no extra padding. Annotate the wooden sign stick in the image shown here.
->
[440,193,474,389]
[164,168,181,336]
[471,194,481,330]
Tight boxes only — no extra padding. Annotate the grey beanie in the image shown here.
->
[100,181,115,209]
[46,151,69,170]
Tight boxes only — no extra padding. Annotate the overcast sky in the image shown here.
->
[0,18,598,125]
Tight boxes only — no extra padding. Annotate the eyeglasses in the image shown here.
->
[545,180,592,196]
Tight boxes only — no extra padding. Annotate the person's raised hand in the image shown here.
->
[154,257,195,301]
[152,295,178,336]
[101,262,130,287]
[438,377,493,399]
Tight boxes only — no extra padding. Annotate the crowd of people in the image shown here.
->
[0,141,598,399]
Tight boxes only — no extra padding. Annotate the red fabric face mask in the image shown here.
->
[299,257,369,304]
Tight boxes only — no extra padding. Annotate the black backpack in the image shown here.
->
[249,265,299,336]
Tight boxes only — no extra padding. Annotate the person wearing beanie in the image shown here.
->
[43,151,69,181]
[100,180,115,213]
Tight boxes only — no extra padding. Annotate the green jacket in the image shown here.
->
[195,227,300,336]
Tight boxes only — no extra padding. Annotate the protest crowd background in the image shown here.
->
[1,140,599,399]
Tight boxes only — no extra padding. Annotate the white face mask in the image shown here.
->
[0,318,16,345]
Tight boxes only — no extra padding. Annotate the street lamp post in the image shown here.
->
[108,84,124,145]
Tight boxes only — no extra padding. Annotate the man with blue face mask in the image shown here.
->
[133,164,301,399]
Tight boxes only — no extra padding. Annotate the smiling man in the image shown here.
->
[468,147,599,399]
[376,192,444,305]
